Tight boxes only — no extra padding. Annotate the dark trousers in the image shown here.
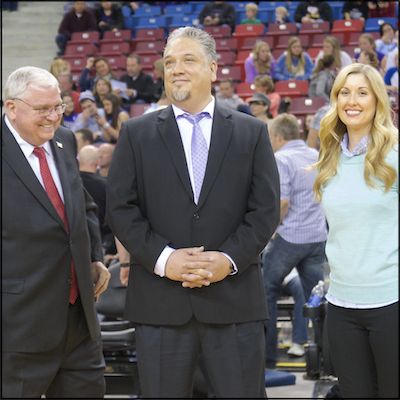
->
[2,299,105,398]
[135,318,267,398]
[327,302,399,398]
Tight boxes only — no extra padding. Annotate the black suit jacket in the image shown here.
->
[106,103,280,325]
[2,118,103,352]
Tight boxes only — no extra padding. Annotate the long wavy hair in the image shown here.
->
[323,36,342,69]
[252,40,272,75]
[313,63,398,201]
[285,37,305,77]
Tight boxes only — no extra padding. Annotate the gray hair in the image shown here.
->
[269,113,300,141]
[4,66,60,100]
[164,27,218,63]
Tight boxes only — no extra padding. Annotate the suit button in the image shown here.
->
[193,213,200,220]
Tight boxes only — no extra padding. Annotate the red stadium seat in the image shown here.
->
[64,43,98,57]
[134,40,165,55]
[215,37,238,51]
[236,82,255,98]
[332,19,364,44]
[266,23,297,37]
[235,50,252,63]
[204,25,231,38]
[233,24,265,38]
[99,42,130,56]
[63,56,86,72]
[311,32,345,47]
[272,48,285,60]
[139,54,161,69]
[275,35,310,49]
[299,22,330,35]
[132,28,164,47]
[274,80,309,98]
[100,29,131,44]
[216,65,242,83]
[307,47,323,61]
[289,96,326,116]
[347,31,379,46]
[238,35,274,50]
[105,55,127,71]
[130,103,151,117]
[217,50,236,66]
[69,31,100,44]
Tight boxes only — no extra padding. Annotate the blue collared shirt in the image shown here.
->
[340,133,369,157]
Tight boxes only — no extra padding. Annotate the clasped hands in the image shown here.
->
[165,246,232,288]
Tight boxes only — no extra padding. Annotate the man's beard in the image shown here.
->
[171,88,190,102]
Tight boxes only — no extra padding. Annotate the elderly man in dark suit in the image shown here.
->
[106,27,280,398]
[2,66,110,398]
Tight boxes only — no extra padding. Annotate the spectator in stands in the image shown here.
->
[100,93,129,142]
[367,0,396,18]
[342,1,369,20]
[94,1,124,38]
[273,37,314,81]
[307,103,330,150]
[375,23,397,56]
[358,50,380,70]
[152,58,164,102]
[79,56,115,92]
[73,90,107,143]
[263,113,327,369]
[380,31,398,73]
[61,91,78,130]
[93,77,113,108]
[315,36,352,71]
[384,49,398,93]
[58,72,81,113]
[355,33,385,65]
[199,1,236,33]
[97,143,115,178]
[274,6,290,24]
[216,79,246,111]
[49,57,71,78]
[75,128,94,151]
[118,54,155,106]
[245,40,274,84]
[254,75,281,118]
[294,1,333,24]
[313,63,398,399]
[240,3,261,25]
[55,1,97,56]
[309,54,336,103]
[302,114,314,141]
[248,92,272,124]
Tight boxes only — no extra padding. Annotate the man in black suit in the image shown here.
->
[106,27,280,398]
[2,66,111,398]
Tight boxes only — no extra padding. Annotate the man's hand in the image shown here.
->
[181,251,232,288]
[120,266,129,287]
[91,261,111,300]
[165,247,213,288]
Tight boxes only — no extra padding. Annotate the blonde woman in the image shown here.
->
[315,36,352,71]
[273,36,314,81]
[313,63,398,398]
[245,40,274,83]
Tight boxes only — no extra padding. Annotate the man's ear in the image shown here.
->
[210,61,218,83]
[4,99,17,121]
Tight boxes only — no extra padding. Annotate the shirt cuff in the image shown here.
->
[154,246,175,277]
[222,252,238,275]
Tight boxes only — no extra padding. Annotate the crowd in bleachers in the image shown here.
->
[50,0,398,305]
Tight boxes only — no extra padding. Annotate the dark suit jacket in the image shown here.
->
[2,118,103,352]
[106,103,280,325]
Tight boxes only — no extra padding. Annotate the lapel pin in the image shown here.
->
[56,141,63,148]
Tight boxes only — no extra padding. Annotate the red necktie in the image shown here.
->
[33,147,79,304]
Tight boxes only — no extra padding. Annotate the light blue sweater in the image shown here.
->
[321,148,398,304]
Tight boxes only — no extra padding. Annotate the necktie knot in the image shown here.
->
[180,112,210,125]
[33,146,46,159]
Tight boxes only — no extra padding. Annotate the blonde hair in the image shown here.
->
[285,37,305,77]
[245,2,258,13]
[323,36,342,69]
[275,6,288,17]
[252,41,272,75]
[313,63,398,200]
[49,57,71,78]
[254,74,274,93]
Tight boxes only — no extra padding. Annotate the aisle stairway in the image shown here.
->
[2,1,65,90]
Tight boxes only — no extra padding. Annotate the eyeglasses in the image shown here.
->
[12,98,66,116]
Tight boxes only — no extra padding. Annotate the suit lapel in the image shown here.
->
[157,106,193,200]
[2,119,64,227]
[197,104,233,208]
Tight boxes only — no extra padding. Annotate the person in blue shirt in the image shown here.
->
[273,37,314,81]
[313,63,398,399]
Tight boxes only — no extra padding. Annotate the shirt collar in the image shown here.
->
[172,96,215,120]
[340,133,369,157]
[278,139,306,152]
[5,115,53,158]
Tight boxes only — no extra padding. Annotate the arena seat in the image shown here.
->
[164,4,193,15]
[133,28,165,42]
[215,37,238,51]
[216,50,236,66]
[266,22,297,37]
[236,82,255,98]
[289,96,326,116]
[364,17,398,32]
[332,19,364,44]
[139,54,161,69]
[203,25,231,38]
[233,24,265,38]
[100,30,132,44]
[216,65,242,83]
[64,43,98,57]
[134,40,164,55]
[99,42,130,57]
[133,5,161,17]
[69,31,100,45]
[274,80,309,98]
[238,35,274,50]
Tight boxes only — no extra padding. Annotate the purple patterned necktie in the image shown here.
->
[180,112,210,203]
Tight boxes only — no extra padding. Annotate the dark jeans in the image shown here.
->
[55,33,69,54]
[327,302,399,398]
[262,234,326,368]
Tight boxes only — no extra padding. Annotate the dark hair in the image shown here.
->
[102,93,122,128]
[75,128,94,144]
[379,22,394,37]
[312,54,335,77]
[127,53,141,64]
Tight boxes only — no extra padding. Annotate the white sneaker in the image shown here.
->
[287,343,305,357]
